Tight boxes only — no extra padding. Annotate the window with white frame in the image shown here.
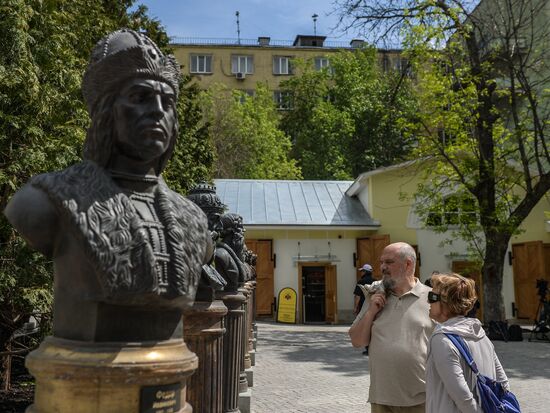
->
[426,195,477,227]
[273,90,293,110]
[314,57,330,71]
[237,89,255,103]
[190,54,212,74]
[273,56,292,75]
[231,55,254,74]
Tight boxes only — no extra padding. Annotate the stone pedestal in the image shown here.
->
[184,299,228,413]
[237,389,252,413]
[25,336,197,413]
[218,291,246,413]
[250,281,258,356]
[245,281,255,370]
[238,285,251,394]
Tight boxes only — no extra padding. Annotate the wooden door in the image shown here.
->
[325,265,337,324]
[512,241,545,320]
[356,235,390,280]
[246,239,274,316]
[411,245,421,278]
[452,261,483,321]
[544,244,550,279]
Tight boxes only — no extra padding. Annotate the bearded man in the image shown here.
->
[349,242,435,413]
[4,29,211,343]
[214,213,251,291]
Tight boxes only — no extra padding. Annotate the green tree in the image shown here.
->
[281,47,418,180]
[335,0,550,322]
[200,83,302,179]
[0,0,212,389]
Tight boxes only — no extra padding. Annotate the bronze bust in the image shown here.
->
[4,29,211,342]
[215,213,251,291]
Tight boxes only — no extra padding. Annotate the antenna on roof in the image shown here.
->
[312,14,318,36]
[236,11,241,45]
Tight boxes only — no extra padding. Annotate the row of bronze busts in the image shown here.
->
[188,182,255,295]
[186,182,258,413]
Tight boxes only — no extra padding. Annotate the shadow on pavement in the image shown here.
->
[259,324,369,378]
[258,322,550,381]
[493,340,550,380]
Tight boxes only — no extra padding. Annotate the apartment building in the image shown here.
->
[171,35,406,107]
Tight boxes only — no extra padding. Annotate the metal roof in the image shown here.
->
[214,179,379,228]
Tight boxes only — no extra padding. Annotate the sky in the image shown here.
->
[132,0,358,42]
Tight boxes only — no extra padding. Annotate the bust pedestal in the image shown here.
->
[217,290,246,413]
[184,299,228,413]
[248,281,257,366]
[238,284,251,394]
[25,337,197,413]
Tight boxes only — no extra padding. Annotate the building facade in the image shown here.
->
[215,166,550,324]
[171,35,406,106]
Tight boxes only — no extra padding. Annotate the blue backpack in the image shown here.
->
[444,333,521,413]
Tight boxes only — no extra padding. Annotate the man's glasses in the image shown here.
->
[428,291,443,303]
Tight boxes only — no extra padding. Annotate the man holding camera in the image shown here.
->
[349,242,435,413]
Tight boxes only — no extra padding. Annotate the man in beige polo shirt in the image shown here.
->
[349,242,435,413]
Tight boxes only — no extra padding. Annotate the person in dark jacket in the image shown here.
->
[353,263,374,355]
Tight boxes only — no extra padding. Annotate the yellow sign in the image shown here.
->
[276,287,297,324]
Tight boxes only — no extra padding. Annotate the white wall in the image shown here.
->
[416,229,515,319]
[272,238,358,322]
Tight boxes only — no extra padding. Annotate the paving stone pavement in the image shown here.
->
[251,321,550,413]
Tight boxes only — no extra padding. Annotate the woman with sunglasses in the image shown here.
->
[426,273,509,412]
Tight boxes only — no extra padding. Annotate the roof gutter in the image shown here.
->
[243,224,380,231]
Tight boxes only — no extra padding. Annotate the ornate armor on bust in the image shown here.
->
[30,160,208,307]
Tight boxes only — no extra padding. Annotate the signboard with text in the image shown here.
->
[276,287,297,324]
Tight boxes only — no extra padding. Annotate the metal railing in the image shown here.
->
[169,36,395,49]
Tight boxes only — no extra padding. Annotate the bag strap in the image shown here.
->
[444,333,479,374]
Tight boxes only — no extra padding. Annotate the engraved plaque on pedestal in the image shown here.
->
[140,382,182,413]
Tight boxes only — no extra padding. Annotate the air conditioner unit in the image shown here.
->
[236,72,246,80]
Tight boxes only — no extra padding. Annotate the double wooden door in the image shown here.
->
[245,239,274,316]
[512,241,550,320]
[298,263,337,324]
[356,235,390,280]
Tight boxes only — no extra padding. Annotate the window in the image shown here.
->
[237,89,255,103]
[314,57,330,71]
[437,129,456,146]
[190,54,212,74]
[394,57,412,76]
[426,195,477,227]
[232,55,254,74]
[273,90,293,110]
[273,56,292,75]
[380,55,390,72]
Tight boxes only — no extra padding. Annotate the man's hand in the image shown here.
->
[349,291,386,348]
[367,292,386,316]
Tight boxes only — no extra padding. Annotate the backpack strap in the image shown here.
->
[444,333,479,374]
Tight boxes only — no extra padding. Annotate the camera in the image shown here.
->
[536,279,548,302]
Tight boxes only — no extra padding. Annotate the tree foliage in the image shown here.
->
[335,0,550,322]
[280,47,418,180]
[164,78,215,193]
[0,0,212,389]
[200,82,302,180]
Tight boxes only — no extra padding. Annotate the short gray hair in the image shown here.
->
[397,243,416,267]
